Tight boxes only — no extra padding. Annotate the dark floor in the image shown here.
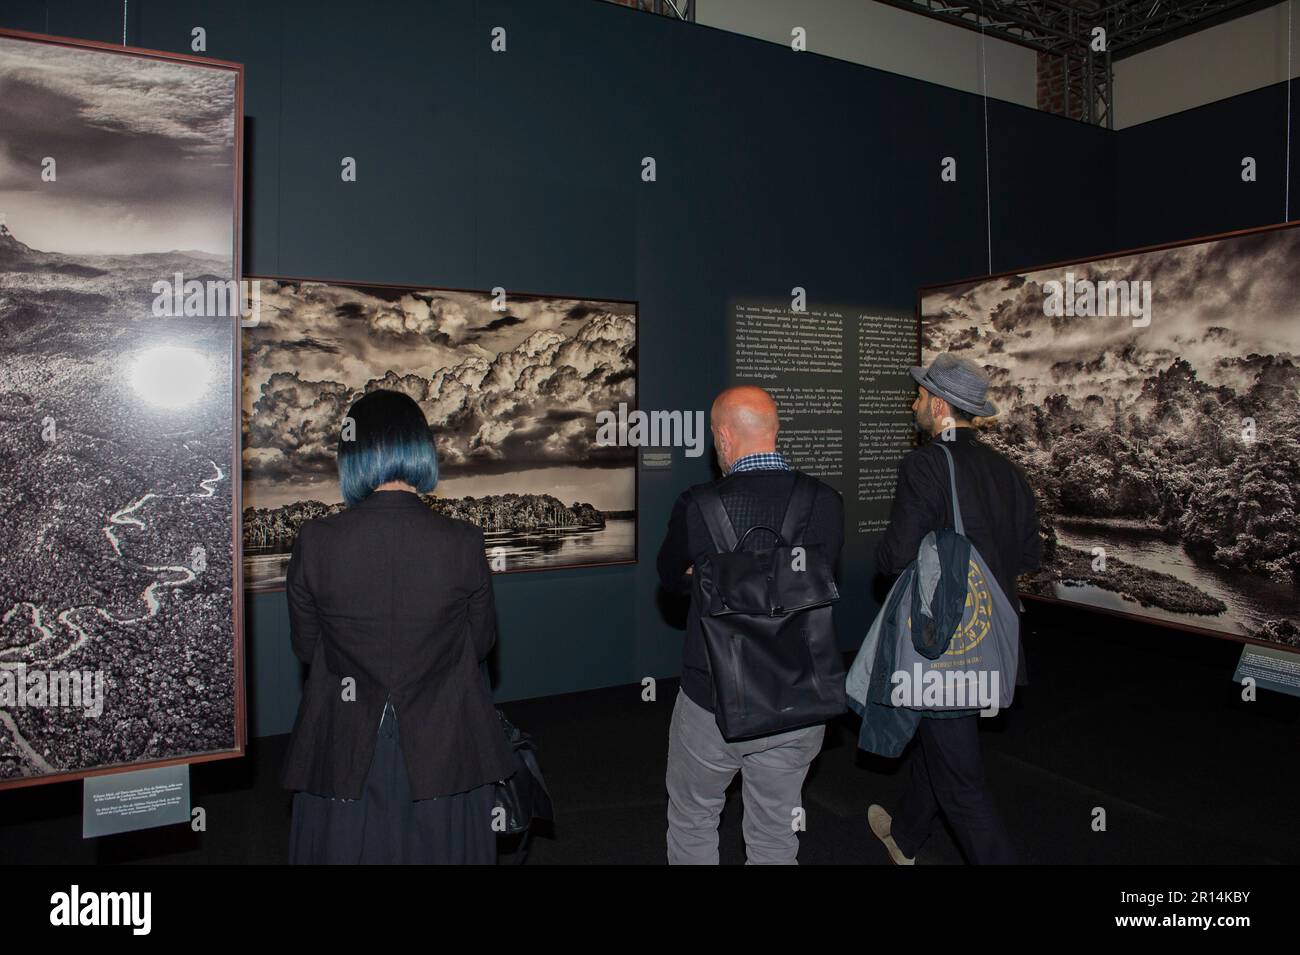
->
[2,602,1296,864]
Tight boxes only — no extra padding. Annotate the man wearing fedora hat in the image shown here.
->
[866,352,1041,865]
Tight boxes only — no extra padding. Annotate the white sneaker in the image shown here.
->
[867,804,915,865]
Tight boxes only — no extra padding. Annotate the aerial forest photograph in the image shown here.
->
[0,34,242,784]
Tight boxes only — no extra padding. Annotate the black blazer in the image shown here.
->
[280,489,515,800]
[656,469,845,713]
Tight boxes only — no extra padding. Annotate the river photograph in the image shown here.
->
[922,225,1300,649]
[1050,517,1296,638]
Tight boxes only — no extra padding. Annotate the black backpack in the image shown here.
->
[493,709,553,864]
[690,473,846,741]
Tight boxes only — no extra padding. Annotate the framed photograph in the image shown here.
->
[0,30,245,789]
[241,277,638,592]
[920,221,1300,651]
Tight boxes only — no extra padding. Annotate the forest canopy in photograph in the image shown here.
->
[921,224,1300,650]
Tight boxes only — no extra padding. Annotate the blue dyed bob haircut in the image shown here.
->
[337,389,439,506]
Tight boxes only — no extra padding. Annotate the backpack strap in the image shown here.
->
[778,472,818,547]
[691,484,738,552]
[935,443,965,536]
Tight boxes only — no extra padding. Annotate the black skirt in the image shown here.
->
[289,700,497,864]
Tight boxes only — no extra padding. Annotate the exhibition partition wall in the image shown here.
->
[1115,81,1294,253]
[0,0,1121,737]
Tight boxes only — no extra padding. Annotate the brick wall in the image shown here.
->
[1038,51,1105,123]
[1038,53,1071,117]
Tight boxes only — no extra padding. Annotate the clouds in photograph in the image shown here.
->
[243,282,637,481]
[921,227,1300,409]
[0,36,237,256]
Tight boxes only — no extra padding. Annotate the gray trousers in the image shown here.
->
[666,688,825,864]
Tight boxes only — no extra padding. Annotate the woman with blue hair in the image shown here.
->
[281,389,514,864]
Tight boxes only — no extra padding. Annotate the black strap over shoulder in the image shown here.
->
[694,472,818,552]
[692,483,738,552]
[779,472,818,546]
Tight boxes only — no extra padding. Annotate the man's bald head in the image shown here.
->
[710,386,779,472]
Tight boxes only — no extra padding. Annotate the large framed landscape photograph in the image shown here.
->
[242,278,638,591]
[0,31,244,788]
[921,221,1300,650]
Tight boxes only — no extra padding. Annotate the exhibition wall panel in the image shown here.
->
[1115,79,1298,252]
[0,0,1116,734]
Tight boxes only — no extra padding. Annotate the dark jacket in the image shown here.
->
[875,427,1041,683]
[281,489,515,800]
[878,426,1040,597]
[657,468,845,712]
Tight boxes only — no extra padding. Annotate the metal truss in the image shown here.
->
[872,0,1279,126]
[603,0,1275,124]
[602,0,696,21]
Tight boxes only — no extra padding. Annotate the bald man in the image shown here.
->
[657,386,844,864]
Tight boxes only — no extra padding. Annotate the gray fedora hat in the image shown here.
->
[909,353,997,417]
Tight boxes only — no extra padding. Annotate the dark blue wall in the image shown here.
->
[1115,79,1299,251]
[3,0,1117,736]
